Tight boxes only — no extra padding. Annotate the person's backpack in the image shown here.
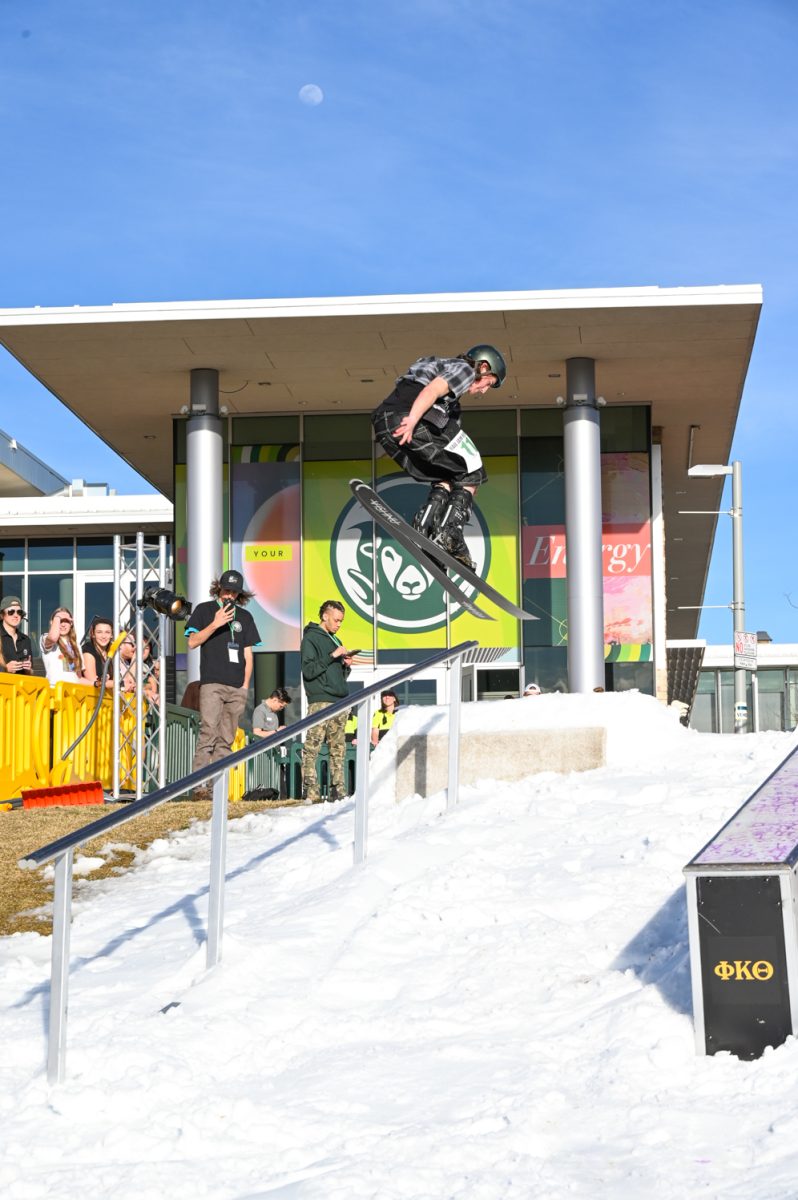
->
[241,786,280,802]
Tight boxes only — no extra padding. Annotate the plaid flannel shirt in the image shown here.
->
[397,356,476,425]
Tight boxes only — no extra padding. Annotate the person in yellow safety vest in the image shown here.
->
[345,711,358,744]
[371,690,399,747]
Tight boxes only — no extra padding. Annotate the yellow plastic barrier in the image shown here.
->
[51,681,115,788]
[0,674,52,797]
[1,674,250,802]
[228,728,248,801]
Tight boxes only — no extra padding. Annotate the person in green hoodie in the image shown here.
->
[300,599,356,803]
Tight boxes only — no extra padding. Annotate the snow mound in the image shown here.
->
[0,697,796,1199]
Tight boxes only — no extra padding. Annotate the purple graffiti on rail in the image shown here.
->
[691,745,798,867]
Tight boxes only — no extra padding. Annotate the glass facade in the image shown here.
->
[691,667,798,733]
[173,404,655,700]
[0,535,166,657]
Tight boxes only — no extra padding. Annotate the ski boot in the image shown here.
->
[435,487,476,572]
[412,483,451,538]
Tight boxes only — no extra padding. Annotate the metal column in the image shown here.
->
[446,657,463,811]
[186,367,223,683]
[563,357,605,693]
[47,850,74,1084]
[206,771,228,967]
[353,698,371,865]
[731,461,747,733]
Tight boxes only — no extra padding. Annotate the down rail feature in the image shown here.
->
[684,741,798,1059]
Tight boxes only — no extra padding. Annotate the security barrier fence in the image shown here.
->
[0,677,126,796]
[1,677,356,805]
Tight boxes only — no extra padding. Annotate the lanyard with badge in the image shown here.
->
[221,600,242,664]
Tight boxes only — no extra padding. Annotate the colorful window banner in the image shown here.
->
[231,447,301,653]
[301,458,522,652]
[522,451,653,648]
[302,460,375,650]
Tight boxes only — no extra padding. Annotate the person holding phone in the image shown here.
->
[185,569,262,796]
[1,596,34,675]
[300,600,355,804]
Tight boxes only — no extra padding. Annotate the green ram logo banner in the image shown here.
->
[332,473,488,633]
[301,458,520,651]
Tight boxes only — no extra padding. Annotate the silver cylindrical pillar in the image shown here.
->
[563,358,605,693]
[731,461,747,733]
[186,369,223,682]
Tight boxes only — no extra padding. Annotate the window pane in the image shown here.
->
[84,582,115,629]
[28,575,74,650]
[477,668,520,700]
[77,538,114,570]
[0,573,24,607]
[600,406,650,452]
[233,416,300,445]
[523,646,568,693]
[304,414,372,461]
[28,539,73,571]
[758,690,785,732]
[520,410,563,437]
[691,690,717,733]
[606,662,654,696]
[0,540,25,572]
[465,409,517,456]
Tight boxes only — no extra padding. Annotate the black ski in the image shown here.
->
[350,480,492,620]
[351,480,537,623]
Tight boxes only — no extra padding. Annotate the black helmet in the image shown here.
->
[465,344,507,388]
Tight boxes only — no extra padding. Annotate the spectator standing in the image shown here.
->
[523,682,542,697]
[371,690,400,746]
[0,596,34,675]
[40,607,87,685]
[81,616,114,687]
[253,687,291,737]
[186,569,261,796]
[300,600,354,803]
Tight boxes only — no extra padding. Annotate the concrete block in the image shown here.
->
[394,727,606,802]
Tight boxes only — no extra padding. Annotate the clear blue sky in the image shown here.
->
[1,0,796,642]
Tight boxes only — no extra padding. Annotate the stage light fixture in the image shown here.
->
[137,588,192,620]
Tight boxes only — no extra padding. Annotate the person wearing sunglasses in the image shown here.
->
[0,596,34,675]
[40,606,88,686]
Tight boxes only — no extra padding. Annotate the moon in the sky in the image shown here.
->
[299,84,324,106]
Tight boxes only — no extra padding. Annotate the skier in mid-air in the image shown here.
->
[371,345,507,571]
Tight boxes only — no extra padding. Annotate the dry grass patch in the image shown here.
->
[1,797,298,939]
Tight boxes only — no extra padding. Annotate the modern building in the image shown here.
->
[0,285,762,708]
[691,639,798,734]
[0,425,171,653]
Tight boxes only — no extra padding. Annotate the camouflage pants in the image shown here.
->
[302,702,349,800]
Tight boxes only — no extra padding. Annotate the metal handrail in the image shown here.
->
[20,640,475,867]
[23,639,476,1084]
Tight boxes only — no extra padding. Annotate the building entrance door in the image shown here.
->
[76,573,116,641]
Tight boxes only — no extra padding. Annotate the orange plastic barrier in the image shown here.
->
[0,674,52,797]
[21,781,105,808]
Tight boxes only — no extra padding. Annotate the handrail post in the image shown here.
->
[447,655,463,811]
[353,698,371,865]
[206,771,228,967]
[47,849,74,1085]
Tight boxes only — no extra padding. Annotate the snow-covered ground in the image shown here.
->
[2,693,798,1199]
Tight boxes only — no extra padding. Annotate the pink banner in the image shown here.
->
[522,452,652,644]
